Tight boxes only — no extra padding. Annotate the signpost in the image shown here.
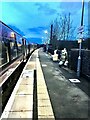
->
[77,25,84,77]
[78,26,84,33]
[77,0,84,78]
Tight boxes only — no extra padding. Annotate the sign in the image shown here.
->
[78,39,82,43]
[78,26,84,33]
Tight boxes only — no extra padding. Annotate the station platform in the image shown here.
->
[0,49,55,119]
[1,48,90,119]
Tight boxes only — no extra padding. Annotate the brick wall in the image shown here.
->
[68,49,78,72]
[81,50,90,79]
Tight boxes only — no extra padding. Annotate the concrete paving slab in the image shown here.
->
[8,111,32,118]
[38,115,55,119]
[36,50,55,119]
[38,106,54,116]
[10,95,33,112]
[38,93,50,100]
[20,78,33,85]
[37,78,46,82]
[37,81,46,86]
[26,62,36,70]
[37,87,49,94]
[16,85,33,95]
[37,72,43,80]
[37,85,47,89]
[38,99,52,107]
[21,70,33,78]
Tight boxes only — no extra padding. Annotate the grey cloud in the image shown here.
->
[35,3,57,15]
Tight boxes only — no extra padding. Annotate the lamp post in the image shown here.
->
[50,24,53,45]
[44,30,48,53]
[42,37,44,44]
[77,0,84,77]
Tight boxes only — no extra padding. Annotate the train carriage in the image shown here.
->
[0,21,36,74]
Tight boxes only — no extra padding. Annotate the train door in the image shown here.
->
[0,37,10,67]
[10,40,17,60]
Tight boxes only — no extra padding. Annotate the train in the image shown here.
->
[0,21,37,75]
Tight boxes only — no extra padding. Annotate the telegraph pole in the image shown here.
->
[50,24,53,45]
[77,0,84,77]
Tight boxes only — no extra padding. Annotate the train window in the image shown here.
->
[10,40,17,60]
[0,21,24,68]
[0,37,2,66]
[16,36,22,56]
[0,37,9,67]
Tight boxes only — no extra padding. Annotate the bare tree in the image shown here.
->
[66,13,70,40]
[51,13,75,41]
[53,18,59,40]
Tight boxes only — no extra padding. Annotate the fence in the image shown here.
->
[69,49,90,80]
[48,40,90,79]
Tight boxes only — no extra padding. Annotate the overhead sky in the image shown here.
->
[0,0,89,44]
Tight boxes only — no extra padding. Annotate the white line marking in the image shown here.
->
[69,79,80,83]
[42,64,47,67]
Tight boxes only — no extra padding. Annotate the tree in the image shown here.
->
[51,13,75,41]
